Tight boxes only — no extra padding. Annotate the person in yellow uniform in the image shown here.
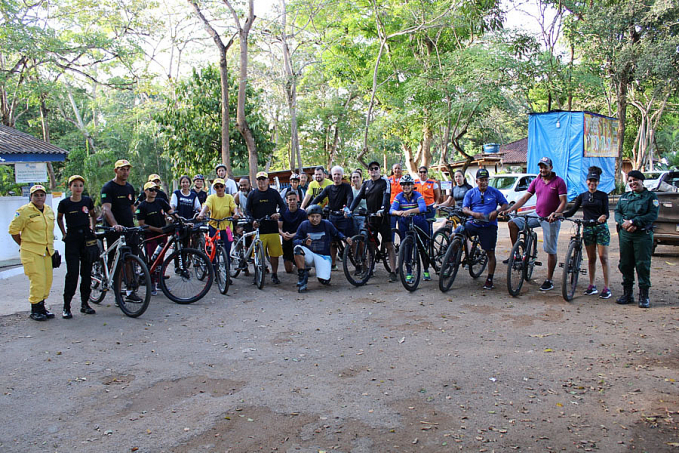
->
[300,166,332,209]
[197,178,238,258]
[8,185,56,321]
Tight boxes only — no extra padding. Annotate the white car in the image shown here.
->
[489,173,538,213]
[625,170,670,192]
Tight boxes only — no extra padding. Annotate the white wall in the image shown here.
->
[0,195,65,265]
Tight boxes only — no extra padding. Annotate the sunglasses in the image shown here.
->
[588,193,594,203]
[369,167,379,171]
[480,193,485,204]
[147,188,158,192]
[214,185,225,189]
[419,170,427,174]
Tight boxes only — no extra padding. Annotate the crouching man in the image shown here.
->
[293,204,352,292]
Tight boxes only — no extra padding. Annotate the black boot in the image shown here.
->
[616,285,635,305]
[39,301,55,319]
[80,301,96,315]
[30,303,47,321]
[638,287,650,308]
[297,268,308,293]
[63,299,73,319]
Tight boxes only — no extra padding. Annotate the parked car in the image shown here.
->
[652,171,679,255]
[489,173,537,214]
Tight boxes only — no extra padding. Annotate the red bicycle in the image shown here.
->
[195,217,234,294]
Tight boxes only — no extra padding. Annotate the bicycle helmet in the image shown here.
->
[215,163,227,172]
[400,174,415,185]
[193,174,204,181]
[307,204,323,216]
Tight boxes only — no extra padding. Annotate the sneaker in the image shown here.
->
[389,272,397,282]
[331,264,338,271]
[62,309,73,319]
[539,280,554,291]
[125,292,143,302]
[599,288,612,299]
[272,274,281,285]
[405,274,414,284]
[584,285,598,296]
[483,277,494,290]
[354,265,363,276]
[423,271,431,281]
[151,285,158,296]
[502,258,509,264]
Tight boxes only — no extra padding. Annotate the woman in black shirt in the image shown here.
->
[438,170,473,208]
[57,175,98,318]
[560,167,611,299]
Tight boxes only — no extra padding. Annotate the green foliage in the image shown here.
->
[156,64,275,178]
[0,166,24,196]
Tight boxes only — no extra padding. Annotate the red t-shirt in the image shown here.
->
[528,173,567,218]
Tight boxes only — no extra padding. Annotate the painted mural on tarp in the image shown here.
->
[584,113,618,158]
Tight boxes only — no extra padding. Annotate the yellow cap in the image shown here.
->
[147,173,161,182]
[68,175,85,185]
[114,159,132,169]
[143,181,159,191]
[212,178,226,186]
[256,171,268,179]
[30,184,46,195]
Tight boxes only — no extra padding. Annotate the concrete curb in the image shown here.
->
[0,266,24,280]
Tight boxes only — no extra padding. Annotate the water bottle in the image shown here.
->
[150,244,163,261]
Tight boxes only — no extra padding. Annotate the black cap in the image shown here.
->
[476,168,490,179]
[586,171,600,181]
[538,157,553,167]
[628,170,645,181]
[368,161,380,168]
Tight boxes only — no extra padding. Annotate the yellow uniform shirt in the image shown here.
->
[204,194,236,231]
[8,202,55,256]
[307,179,332,207]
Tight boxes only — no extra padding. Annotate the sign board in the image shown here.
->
[584,113,618,158]
[15,162,48,183]
[440,180,452,191]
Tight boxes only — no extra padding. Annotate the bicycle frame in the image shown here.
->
[95,232,132,289]
[400,214,435,267]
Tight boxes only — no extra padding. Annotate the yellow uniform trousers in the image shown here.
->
[20,249,53,304]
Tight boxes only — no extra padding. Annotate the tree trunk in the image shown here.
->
[38,95,57,189]
[219,53,231,176]
[615,79,628,181]
[280,0,302,173]
[66,87,96,154]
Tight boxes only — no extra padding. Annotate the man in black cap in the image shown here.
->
[614,170,659,308]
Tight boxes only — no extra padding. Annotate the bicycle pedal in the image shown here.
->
[558,263,564,268]
[534,261,542,266]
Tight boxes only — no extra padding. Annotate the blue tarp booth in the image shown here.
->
[528,111,618,200]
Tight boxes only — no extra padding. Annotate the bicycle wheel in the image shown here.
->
[89,258,107,304]
[398,236,421,292]
[438,237,463,293]
[253,240,266,290]
[392,229,402,258]
[229,236,244,278]
[507,240,526,297]
[468,236,488,279]
[561,240,581,302]
[114,254,151,318]
[215,245,230,294]
[523,231,538,281]
[343,235,374,287]
[160,248,214,304]
[432,230,451,273]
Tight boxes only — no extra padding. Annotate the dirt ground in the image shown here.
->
[1,220,678,453]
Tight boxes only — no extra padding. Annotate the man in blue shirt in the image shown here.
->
[461,169,509,289]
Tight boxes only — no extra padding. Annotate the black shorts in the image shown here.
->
[367,215,392,244]
[282,238,295,262]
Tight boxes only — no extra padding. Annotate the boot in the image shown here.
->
[62,299,73,319]
[80,301,96,315]
[638,287,650,308]
[297,268,308,293]
[29,303,47,321]
[616,285,635,305]
[38,301,55,319]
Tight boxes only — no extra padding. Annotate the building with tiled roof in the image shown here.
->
[0,124,69,163]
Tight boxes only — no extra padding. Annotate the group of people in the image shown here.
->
[8,155,660,321]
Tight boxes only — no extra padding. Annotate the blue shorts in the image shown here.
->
[459,222,498,252]
[510,217,561,255]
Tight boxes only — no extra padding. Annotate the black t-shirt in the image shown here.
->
[58,196,94,231]
[192,189,207,205]
[101,180,136,227]
[453,183,473,207]
[281,208,307,234]
[563,190,609,221]
[349,177,390,214]
[136,199,172,229]
[246,188,287,234]
[312,183,354,211]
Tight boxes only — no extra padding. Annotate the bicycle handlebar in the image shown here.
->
[96,225,148,233]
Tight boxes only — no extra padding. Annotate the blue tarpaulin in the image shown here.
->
[528,111,616,200]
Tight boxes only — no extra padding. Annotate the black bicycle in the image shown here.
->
[506,213,546,297]
[560,218,599,301]
[438,210,488,292]
[342,211,395,286]
[396,212,450,291]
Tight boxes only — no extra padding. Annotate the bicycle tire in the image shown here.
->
[507,240,526,297]
[343,235,374,287]
[392,228,402,258]
[254,240,265,290]
[468,236,488,279]
[229,235,244,278]
[114,254,151,318]
[398,236,421,292]
[380,242,393,274]
[438,237,463,293]
[561,240,581,302]
[160,248,214,304]
[524,231,538,281]
[431,230,450,273]
[215,246,230,294]
[89,258,107,304]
